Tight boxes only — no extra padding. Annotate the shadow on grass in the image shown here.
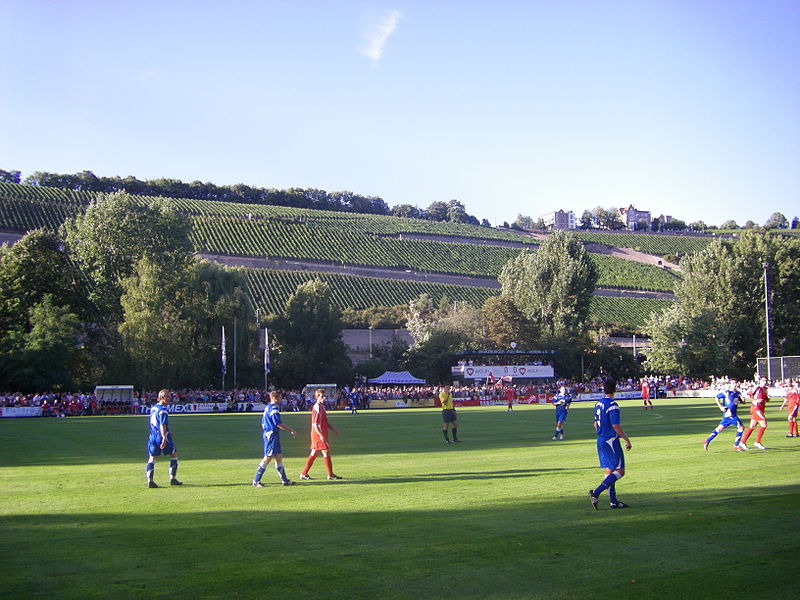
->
[1,484,797,600]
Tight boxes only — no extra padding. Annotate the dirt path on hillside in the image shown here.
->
[522,231,681,271]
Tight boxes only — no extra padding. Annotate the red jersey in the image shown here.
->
[785,388,800,409]
[748,386,768,419]
[641,383,650,400]
[310,402,330,449]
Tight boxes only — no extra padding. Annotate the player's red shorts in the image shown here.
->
[750,405,767,421]
[787,403,799,418]
[311,440,330,451]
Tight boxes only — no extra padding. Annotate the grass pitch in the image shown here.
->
[1,399,798,600]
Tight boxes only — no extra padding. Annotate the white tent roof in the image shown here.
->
[368,370,426,385]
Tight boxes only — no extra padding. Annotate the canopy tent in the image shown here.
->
[368,371,426,385]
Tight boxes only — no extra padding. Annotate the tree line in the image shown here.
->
[0,168,485,226]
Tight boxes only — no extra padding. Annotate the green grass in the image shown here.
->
[1,399,798,600]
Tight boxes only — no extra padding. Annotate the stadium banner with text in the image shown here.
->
[452,364,555,379]
[138,403,228,414]
[0,406,44,418]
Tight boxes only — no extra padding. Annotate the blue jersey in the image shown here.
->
[262,404,283,438]
[149,404,169,439]
[553,392,572,409]
[716,390,741,418]
[594,396,621,440]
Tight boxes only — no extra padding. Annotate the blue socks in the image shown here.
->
[275,463,288,483]
[169,459,178,479]
[254,465,266,483]
[145,462,154,481]
[593,472,621,497]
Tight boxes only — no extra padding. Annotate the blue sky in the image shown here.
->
[1,1,798,227]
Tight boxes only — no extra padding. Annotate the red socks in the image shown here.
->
[301,455,316,476]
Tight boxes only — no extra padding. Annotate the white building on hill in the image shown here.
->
[541,209,576,230]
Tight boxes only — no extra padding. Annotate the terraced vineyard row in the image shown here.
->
[191,216,520,277]
[589,296,673,328]
[168,195,539,243]
[574,230,712,255]
[0,181,678,291]
[244,268,495,314]
[244,268,671,327]
[590,254,678,291]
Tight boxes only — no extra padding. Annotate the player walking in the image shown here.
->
[551,386,572,440]
[703,381,746,451]
[299,389,341,480]
[588,378,632,510]
[740,377,769,450]
[779,379,799,438]
[145,389,182,488]
[252,390,297,487]
[641,378,653,410]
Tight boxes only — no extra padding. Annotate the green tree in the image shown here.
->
[390,204,423,219]
[267,279,352,389]
[0,295,80,391]
[763,212,788,229]
[512,214,535,230]
[645,232,800,377]
[424,201,449,222]
[0,169,21,183]
[720,219,738,230]
[498,231,598,338]
[579,210,594,229]
[118,258,195,390]
[61,191,192,323]
[480,295,538,350]
[403,295,483,383]
[0,229,87,334]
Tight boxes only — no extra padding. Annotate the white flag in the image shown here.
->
[221,326,227,375]
[264,329,271,374]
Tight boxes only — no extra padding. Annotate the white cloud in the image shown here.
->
[361,9,403,64]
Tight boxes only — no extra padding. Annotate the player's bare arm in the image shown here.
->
[612,424,631,450]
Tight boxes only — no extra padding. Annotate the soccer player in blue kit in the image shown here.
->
[703,381,746,451]
[588,378,632,510]
[552,385,572,440]
[146,389,182,488]
[252,390,297,487]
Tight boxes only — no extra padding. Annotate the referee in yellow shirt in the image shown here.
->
[440,385,460,443]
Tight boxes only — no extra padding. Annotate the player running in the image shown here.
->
[703,381,747,451]
[551,386,572,440]
[779,379,799,438]
[252,390,297,487]
[740,377,770,450]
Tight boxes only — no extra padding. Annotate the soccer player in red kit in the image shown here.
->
[779,379,799,438]
[740,377,769,450]
[641,378,653,411]
[299,389,342,481]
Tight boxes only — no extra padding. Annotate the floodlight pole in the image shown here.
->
[763,261,772,381]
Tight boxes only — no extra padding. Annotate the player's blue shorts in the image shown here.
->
[263,431,282,457]
[597,437,625,471]
[555,407,569,423]
[719,415,743,429]
[147,434,176,457]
